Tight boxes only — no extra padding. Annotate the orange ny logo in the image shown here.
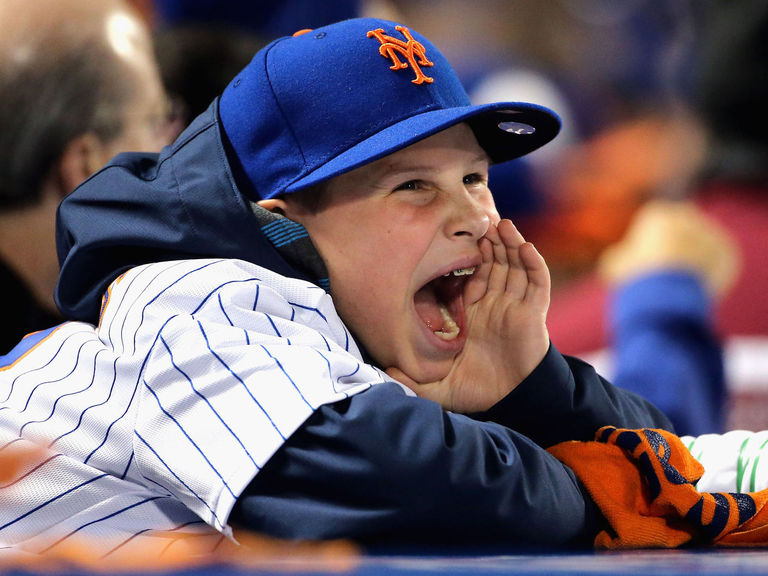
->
[367,26,434,85]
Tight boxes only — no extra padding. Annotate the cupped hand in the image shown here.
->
[387,219,551,413]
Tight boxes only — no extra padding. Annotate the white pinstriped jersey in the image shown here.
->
[0,258,388,556]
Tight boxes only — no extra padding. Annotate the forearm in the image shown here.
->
[231,382,603,549]
[473,344,674,447]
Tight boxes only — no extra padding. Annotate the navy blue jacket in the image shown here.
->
[56,101,673,550]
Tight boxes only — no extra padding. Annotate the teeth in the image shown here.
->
[443,266,476,277]
[434,305,460,341]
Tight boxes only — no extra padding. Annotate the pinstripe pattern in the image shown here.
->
[0,258,386,555]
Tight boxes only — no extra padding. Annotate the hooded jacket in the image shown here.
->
[55,101,308,324]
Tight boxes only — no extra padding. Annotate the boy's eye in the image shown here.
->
[463,173,486,186]
[394,180,424,192]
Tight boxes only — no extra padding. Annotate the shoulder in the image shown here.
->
[104,258,333,319]
[99,258,360,358]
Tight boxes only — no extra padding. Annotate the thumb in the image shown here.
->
[385,366,418,389]
[385,367,451,407]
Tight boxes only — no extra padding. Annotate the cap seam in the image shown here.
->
[263,38,310,195]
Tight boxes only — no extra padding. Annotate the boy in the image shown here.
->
[0,18,672,556]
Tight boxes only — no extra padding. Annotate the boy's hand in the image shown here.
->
[387,219,551,413]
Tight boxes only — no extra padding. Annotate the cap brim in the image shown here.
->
[282,101,560,196]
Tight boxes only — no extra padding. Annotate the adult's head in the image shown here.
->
[0,0,170,210]
[0,0,170,323]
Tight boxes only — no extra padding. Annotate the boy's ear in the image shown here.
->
[256,198,288,216]
[257,196,313,223]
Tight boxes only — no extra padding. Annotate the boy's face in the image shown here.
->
[274,123,500,382]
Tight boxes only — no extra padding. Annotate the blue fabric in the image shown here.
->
[0,325,59,367]
[611,271,725,436]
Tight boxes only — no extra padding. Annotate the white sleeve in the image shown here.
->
[124,259,383,533]
[682,430,768,493]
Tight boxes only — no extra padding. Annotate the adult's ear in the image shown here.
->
[55,132,108,197]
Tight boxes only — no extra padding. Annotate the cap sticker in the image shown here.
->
[367,25,434,85]
[498,121,536,135]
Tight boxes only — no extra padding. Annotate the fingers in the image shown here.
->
[498,220,528,295]
[473,219,551,309]
[464,236,493,305]
[493,220,533,298]
[484,220,551,305]
[519,242,551,309]
[485,220,516,293]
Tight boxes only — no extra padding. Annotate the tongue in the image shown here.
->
[414,283,460,340]
[414,285,445,332]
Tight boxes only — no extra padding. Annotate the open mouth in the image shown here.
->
[414,267,475,341]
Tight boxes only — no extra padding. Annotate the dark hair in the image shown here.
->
[153,24,264,126]
[0,38,133,209]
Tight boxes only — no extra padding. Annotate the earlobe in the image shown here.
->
[256,198,288,216]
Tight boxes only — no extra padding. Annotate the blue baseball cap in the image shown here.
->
[219,17,561,201]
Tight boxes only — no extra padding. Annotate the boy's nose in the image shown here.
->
[446,192,491,240]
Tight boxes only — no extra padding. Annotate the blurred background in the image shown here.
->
[3,0,767,433]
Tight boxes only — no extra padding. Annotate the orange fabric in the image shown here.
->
[549,427,768,548]
[517,112,706,281]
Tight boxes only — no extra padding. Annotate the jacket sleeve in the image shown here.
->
[231,347,672,548]
[230,380,605,550]
[472,343,674,447]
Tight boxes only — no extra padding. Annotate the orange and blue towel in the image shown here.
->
[549,426,768,548]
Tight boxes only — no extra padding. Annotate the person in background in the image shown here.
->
[591,198,739,436]
[547,0,767,434]
[136,0,403,135]
[0,0,172,354]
